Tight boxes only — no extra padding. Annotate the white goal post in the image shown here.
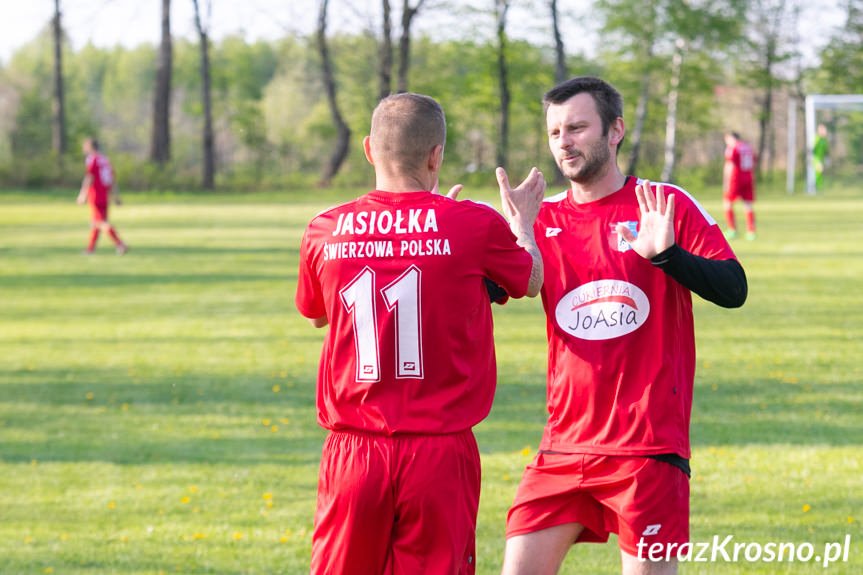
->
[787,94,863,195]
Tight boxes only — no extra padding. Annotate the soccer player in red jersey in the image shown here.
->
[500,77,747,575]
[295,93,545,575]
[76,137,128,254]
[722,131,757,240]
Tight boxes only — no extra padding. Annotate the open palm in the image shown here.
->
[617,179,676,259]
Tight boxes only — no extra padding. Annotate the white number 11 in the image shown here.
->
[339,265,423,382]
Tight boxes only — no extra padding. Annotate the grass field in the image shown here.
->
[1,182,861,574]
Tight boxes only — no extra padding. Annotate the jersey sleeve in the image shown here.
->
[674,190,737,261]
[295,225,326,320]
[481,211,533,299]
[86,155,98,176]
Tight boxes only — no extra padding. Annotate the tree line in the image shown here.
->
[0,0,861,192]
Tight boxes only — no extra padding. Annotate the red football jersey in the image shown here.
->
[534,177,737,458]
[86,153,114,204]
[725,140,755,190]
[296,190,533,435]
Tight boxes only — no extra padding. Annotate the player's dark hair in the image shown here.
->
[84,137,100,151]
[543,77,624,151]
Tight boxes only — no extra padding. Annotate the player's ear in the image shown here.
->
[428,144,444,173]
[608,117,625,149]
[363,136,375,166]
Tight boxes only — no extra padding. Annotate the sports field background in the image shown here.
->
[1,182,861,574]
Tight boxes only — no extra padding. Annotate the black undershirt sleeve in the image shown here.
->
[650,243,748,308]
[484,277,509,304]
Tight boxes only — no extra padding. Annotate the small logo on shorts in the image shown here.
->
[642,524,662,536]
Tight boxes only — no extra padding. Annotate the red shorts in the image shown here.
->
[724,181,754,202]
[506,453,689,557]
[311,429,481,575]
[90,202,109,223]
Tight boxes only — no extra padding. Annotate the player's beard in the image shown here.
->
[556,133,611,185]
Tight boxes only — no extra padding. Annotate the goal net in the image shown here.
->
[787,94,863,194]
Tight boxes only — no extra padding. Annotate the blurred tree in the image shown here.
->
[742,0,799,179]
[550,0,567,84]
[51,0,67,158]
[660,0,744,182]
[398,0,428,92]
[597,0,661,175]
[192,0,215,189]
[494,0,511,169]
[816,0,863,164]
[317,0,351,186]
[150,0,172,164]
[379,0,394,100]
[818,0,863,92]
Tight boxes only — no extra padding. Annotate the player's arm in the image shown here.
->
[722,158,733,192]
[78,174,92,204]
[497,167,544,298]
[308,316,328,328]
[650,245,747,308]
[618,180,747,308]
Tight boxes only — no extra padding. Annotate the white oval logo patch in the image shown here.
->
[555,280,650,341]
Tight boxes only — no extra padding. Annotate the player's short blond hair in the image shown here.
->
[369,93,446,175]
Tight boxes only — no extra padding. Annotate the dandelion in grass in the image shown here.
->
[86,392,94,400]
[181,497,190,504]
[189,486,198,493]
[262,419,271,426]
[848,517,854,524]
[281,417,290,425]
[25,537,33,543]
[60,534,68,541]
[44,569,53,574]
[108,502,116,509]
[233,532,244,540]
[271,425,278,432]
[272,385,280,392]
[263,493,273,500]
[803,504,811,512]
[280,370,287,378]
[193,533,206,540]
[520,446,531,456]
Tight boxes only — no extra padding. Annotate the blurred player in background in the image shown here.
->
[296,92,544,574]
[722,131,757,240]
[500,77,747,575]
[77,137,128,255]
[813,123,830,191]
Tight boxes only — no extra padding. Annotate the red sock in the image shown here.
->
[725,209,736,231]
[87,228,100,252]
[745,211,755,233]
[107,226,124,246]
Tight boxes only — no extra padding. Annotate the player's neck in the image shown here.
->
[568,165,627,204]
[374,171,434,194]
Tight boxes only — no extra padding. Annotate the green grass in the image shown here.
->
[1,182,861,574]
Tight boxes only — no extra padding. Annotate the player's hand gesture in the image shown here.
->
[497,167,545,231]
[617,179,675,259]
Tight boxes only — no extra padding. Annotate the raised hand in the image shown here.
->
[617,179,675,259]
[497,167,545,232]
